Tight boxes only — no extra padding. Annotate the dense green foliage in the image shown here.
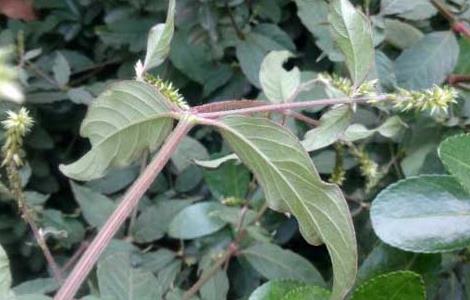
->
[0,0,470,299]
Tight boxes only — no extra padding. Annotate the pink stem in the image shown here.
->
[54,116,194,300]
[196,95,389,118]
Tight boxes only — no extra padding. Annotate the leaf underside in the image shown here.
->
[210,115,357,300]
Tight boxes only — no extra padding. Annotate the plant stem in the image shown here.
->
[5,162,63,283]
[196,95,389,118]
[54,115,194,300]
[431,0,470,39]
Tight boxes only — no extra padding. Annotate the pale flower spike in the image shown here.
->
[2,107,34,166]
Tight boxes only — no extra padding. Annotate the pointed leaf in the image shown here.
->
[438,134,470,192]
[351,271,425,300]
[394,31,458,90]
[210,115,357,300]
[242,243,324,285]
[329,0,374,86]
[97,252,160,300]
[371,175,470,253]
[60,81,174,181]
[141,0,175,73]
[248,280,307,300]
[259,51,301,103]
[302,105,353,152]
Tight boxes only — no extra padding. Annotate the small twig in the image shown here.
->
[62,240,90,272]
[431,0,470,39]
[448,74,470,85]
[24,61,67,91]
[282,110,320,127]
[226,0,245,40]
[5,162,63,283]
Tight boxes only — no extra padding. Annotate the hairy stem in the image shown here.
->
[54,115,194,300]
[5,162,63,283]
[196,95,389,118]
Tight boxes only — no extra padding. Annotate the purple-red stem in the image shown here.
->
[54,116,194,300]
[196,95,389,118]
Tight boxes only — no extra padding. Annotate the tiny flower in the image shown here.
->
[2,107,33,166]
[392,85,458,114]
[144,74,189,110]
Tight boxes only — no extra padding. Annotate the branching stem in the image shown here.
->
[54,116,194,300]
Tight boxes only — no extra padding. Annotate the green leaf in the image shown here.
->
[343,116,406,142]
[248,280,307,300]
[52,52,70,87]
[194,153,239,169]
[384,19,423,50]
[302,105,353,152]
[380,0,436,20]
[351,271,425,300]
[171,137,209,173]
[204,160,250,199]
[0,243,11,295]
[168,202,227,239]
[280,286,330,300]
[97,252,160,300]
[60,81,174,181]
[132,199,191,243]
[454,38,470,75]
[375,51,397,90]
[200,270,229,300]
[439,134,470,192]
[210,115,357,300]
[371,175,470,253]
[242,243,325,285]
[394,31,459,90]
[294,0,343,61]
[236,32,285,87]
[140,0,175,73]
[259,51,301,103]
[329,0,374,86]
[70,182,115,228]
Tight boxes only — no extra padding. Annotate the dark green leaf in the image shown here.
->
[438,134,470,192]
[371,175,470,252]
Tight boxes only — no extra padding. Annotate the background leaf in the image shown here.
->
[60,81,174,181]
[438,134,470,192]
[351,271,425,300]
[394,31,458,90]
[259,50,301,103]
[242,243,324,285]
[371,175,470,253]
[329,0,374,85]
[168,202,227,239]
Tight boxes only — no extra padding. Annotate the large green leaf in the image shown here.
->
[210,115,357,300]
[371,175,470,253]
[438,134,470,192]
[259,51,301,103]
[454,38,470,75]
[140,0,175,73]
[97,252,160,300]
[60,81,174,181]
[351,271,425,300]
[302,105,353,152]
[380,0,436,20]
[242,243,324,285]
[248,280,307,300]
[329,0,374,86]
[394,31,458,90]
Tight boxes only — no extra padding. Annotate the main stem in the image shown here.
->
[196,95,389,118]
[54,116,194,300]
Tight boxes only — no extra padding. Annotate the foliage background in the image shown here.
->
[0,0,469,299]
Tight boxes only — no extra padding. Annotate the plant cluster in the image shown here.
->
[0,0,469,300]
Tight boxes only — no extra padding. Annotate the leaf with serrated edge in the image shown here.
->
[280,285,330,300]
[142,0,175,72]
[371,175,470,253]
[438,134,470,192]
[329,0,374,86]
[248,280,307,300]
[209,115,357,300]
[351,271,425,300]
[260,50,301,103]
[60,81,174,181]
